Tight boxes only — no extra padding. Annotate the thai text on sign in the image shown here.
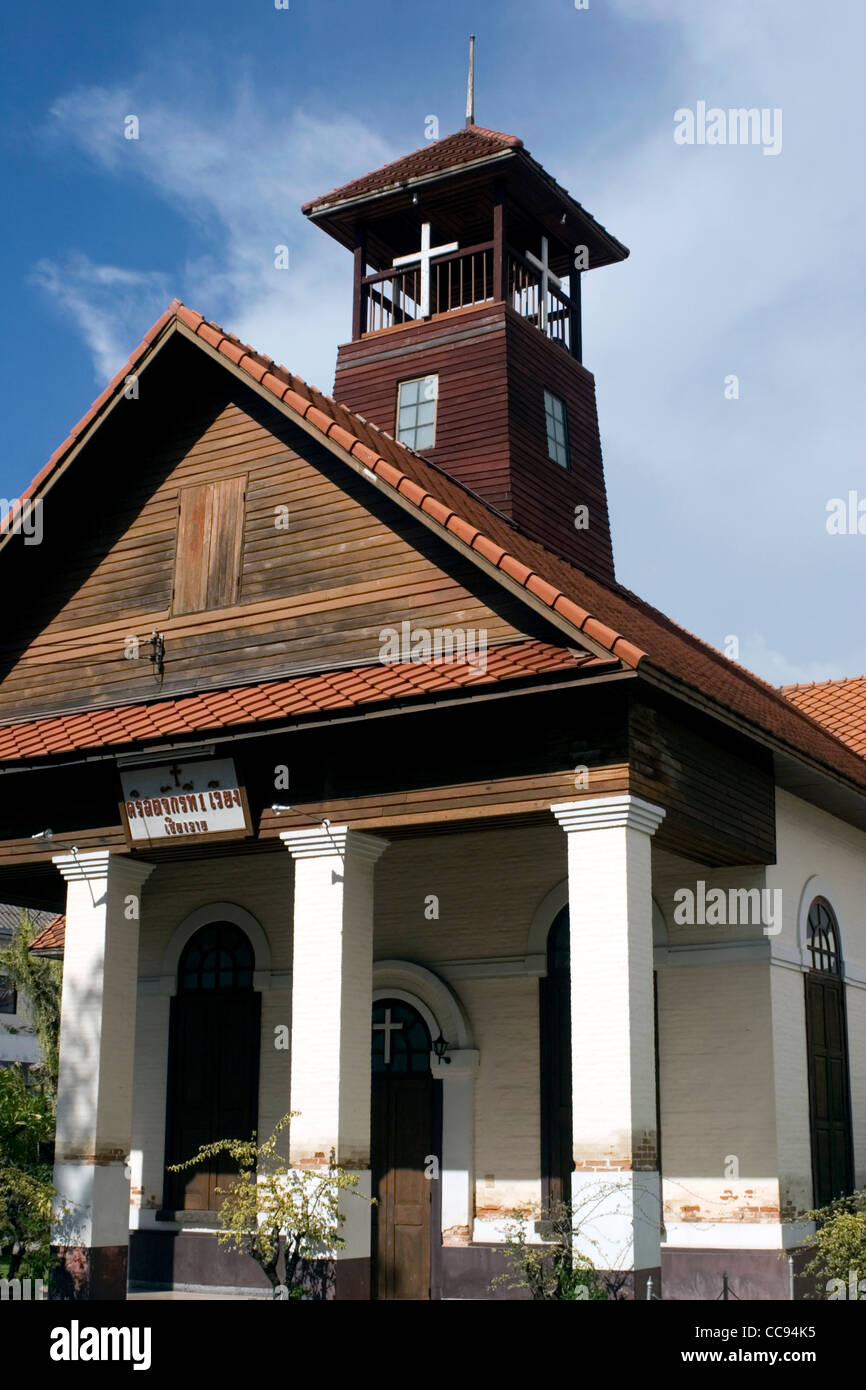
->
[120,758,250,843]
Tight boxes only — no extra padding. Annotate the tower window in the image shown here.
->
[543,389,570,468]
[396,375,438,451]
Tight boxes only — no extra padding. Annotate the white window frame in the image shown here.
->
[396,374,439,451]
[543,388,570,468]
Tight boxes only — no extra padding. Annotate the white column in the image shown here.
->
[434,1048,479,1243]
[551,794,665,1287]
[281,825,388,1292]
[51,850,154,1299]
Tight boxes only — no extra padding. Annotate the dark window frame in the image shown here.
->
[372,997,432,1075]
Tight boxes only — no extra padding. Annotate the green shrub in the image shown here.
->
[800,1190,866,1298]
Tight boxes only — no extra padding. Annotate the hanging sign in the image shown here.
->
[119,757,251,847]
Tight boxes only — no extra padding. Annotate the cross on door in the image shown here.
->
[525,236,562,331]
[393,223,458,319]
[373,1007,404,1066]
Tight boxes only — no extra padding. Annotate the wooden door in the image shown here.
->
[806,974,853,1207]
[165,921,260,1212]
[371,1074,433,1300]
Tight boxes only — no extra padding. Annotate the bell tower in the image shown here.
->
[303,121,628,584]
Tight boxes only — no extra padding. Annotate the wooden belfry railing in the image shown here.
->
[361,241,496,334]
[355,236,582,359]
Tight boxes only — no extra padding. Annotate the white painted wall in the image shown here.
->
[656,959,779,1229]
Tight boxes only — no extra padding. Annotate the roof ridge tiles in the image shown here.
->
[300,125,522,213]
[782,674,866,692]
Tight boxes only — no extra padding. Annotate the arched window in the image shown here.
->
[807,898,840,974]
[179,920,254,992]
[372,999,431,1074]
[539,905,571,1212]
[165,921,260,1212]
[804,897,853,1206]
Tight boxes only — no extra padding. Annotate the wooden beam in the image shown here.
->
[352,224,367,340]
[492,182,506,303]
[571,269,583,362]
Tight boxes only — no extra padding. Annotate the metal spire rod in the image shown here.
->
[465,34,475,127]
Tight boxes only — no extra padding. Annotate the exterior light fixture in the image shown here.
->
[432,1035,451,1064]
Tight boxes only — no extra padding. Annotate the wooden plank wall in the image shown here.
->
[334,305,513,508]
[0,340,559,721]
[503,310,615,584]
[629,690,777,866]
[333,302,616,584]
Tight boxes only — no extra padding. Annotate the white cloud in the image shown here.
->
[736,632,854,688]
[556,0,866,677]
[41,78,395,388]
[32,254,170,381]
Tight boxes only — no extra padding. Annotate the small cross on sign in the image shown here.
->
[525,236,562,331]
[393,223,458,319]
[373,1007,403,1065]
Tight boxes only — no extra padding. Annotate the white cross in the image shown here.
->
[393,222,458,319]
[373,1007,403,1065]
[525,236,562,331]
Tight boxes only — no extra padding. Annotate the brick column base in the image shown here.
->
[50,1245,128,1301]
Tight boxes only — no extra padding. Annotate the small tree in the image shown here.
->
[0,1064,55,1278]
[492,1200,607,1300]
[800,1190,866,1299]
[2,911,63,1095]
[168,1114,371,1299]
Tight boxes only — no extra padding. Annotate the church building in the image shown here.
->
[4,120,866,1300]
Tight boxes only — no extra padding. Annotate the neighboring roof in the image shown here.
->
[782,677,866,758]
[9,300,866,803]
[302,126,524,213]
[28,914,66,956]
[0,904,57,936]
[0,642,607,762]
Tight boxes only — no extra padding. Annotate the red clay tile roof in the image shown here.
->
[300,125,629,267]
[28,914,65,955]
[782,677,866,758]
[0,643,605,763]
[10,299,866,800]
[302,126,524,214]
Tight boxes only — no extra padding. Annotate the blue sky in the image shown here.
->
[2,0,864,684]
